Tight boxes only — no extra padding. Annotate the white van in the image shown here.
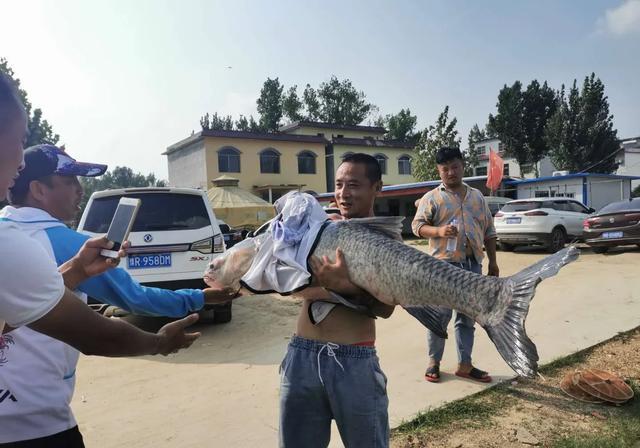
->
[77,187,231,323]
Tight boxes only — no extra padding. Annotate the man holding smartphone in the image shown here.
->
[0,143,239,445]
[0,74,231,447]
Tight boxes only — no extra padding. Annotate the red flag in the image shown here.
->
[486,150,504,193]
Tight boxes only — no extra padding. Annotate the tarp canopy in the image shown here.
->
[207,176,275,229]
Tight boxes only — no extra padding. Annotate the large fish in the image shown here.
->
[205,216,579,377]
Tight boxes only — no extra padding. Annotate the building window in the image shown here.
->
[374,154,388,175]
[498,142,505,153]
[260,148,280,174]
[475,166,487,176]
[503,163,509,176]
[297,150,317,174]
[476,145,486,154]
[398,155,412,175]
[535,190,549,197]
[218,147,240,173]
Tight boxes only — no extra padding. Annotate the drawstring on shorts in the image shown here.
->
[316,342,345,385]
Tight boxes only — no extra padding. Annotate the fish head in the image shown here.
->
[203,235,262,290]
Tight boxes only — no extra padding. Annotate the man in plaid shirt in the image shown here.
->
[411,147,499,383]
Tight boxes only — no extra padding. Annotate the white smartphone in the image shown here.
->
[100,197,141,259]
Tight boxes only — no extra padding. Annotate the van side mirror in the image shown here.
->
[587,208,595,214]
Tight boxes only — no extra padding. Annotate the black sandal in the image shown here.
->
[425,365,441,383]
[455,367,492,383]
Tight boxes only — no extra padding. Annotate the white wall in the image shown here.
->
[166,141,207,189]
[516,178,584,203]
[616,149,640,190]
[587,178,630,211]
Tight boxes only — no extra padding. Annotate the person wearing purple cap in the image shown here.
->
[0,73,227,446]
[0,143,240,444]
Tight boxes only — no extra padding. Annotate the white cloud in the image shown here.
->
[598,0,640,36]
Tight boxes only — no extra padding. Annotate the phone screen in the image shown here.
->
[106,198,141,250]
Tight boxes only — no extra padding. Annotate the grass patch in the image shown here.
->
[551,381,640,448]
[541,327,640,376]
[393,388,511,435]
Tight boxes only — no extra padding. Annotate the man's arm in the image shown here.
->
[58,235,128,289]
[412,195,456,240]
[28,288,201,357]
[483,201,499,277]
[309,248,395,319]
[484,237,499,277]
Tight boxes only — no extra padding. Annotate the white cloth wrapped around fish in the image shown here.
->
[204,192,579,377]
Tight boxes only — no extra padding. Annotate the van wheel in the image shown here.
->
[547,227,566,253]
[498,242,515,252]
[592,246,609,254]
[213,304,232,324]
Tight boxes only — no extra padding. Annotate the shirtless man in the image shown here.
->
[279,153,395,448]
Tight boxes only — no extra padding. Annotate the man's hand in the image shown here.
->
[203,286,242,305]
[59,236,130,289]
[437,224,458,238]
[487,262,500,277]
[309,248,352,293]
[155,314,202,356]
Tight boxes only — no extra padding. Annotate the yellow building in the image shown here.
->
[164,121,416,202]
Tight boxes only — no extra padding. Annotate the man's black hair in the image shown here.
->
[0,73,25,133]
[435,146,464,165]
[8,175,54,206]
[339,153,382,184]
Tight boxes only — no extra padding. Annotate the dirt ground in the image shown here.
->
[391,327,640,448]
[70,244,640,447]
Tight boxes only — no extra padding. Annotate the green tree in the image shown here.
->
[235,115,249,131]
[78,166,167,219]
[316,76,375,125]
[256,77,284,132]
[545,74,619,174]
[0,58,59,147]
[466,123,486,176]
[248,115,262,132]
[522,80,557,176]
[377,109,419,143]
[487,81,529,173]
[412,106,461,181]
[200,112,234,130]
[302,84,321,121]
[282,85,303,123]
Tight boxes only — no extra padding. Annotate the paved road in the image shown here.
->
[71,245,640,447]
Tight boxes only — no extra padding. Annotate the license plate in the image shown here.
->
[128,253,172,269]
[506,217,522,224]
[602,231,623,239]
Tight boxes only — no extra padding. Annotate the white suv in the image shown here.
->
[77,187,231,323]
[494,198,594,253]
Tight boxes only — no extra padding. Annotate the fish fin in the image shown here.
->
[403,305,448,339]
[484,246,580,378]
[349,216,404,241]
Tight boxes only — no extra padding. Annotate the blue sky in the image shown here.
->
[2,0,639,179]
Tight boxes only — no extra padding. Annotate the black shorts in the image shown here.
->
[0,426,84,448]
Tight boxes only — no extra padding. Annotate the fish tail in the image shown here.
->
[484,246,580,377]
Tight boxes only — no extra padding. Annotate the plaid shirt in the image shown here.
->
[411,183,497,263]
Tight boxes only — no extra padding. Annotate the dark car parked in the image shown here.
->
[583,198,640,253]
[218,220,243,248]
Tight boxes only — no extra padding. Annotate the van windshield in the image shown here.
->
[83,193,211,233]
[501,201,543,212]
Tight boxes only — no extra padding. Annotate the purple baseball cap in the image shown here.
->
[10,144,107,196]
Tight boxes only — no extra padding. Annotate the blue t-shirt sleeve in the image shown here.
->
[46,227,204,317]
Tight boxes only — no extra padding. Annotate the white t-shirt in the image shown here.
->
[0,221,64,333]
